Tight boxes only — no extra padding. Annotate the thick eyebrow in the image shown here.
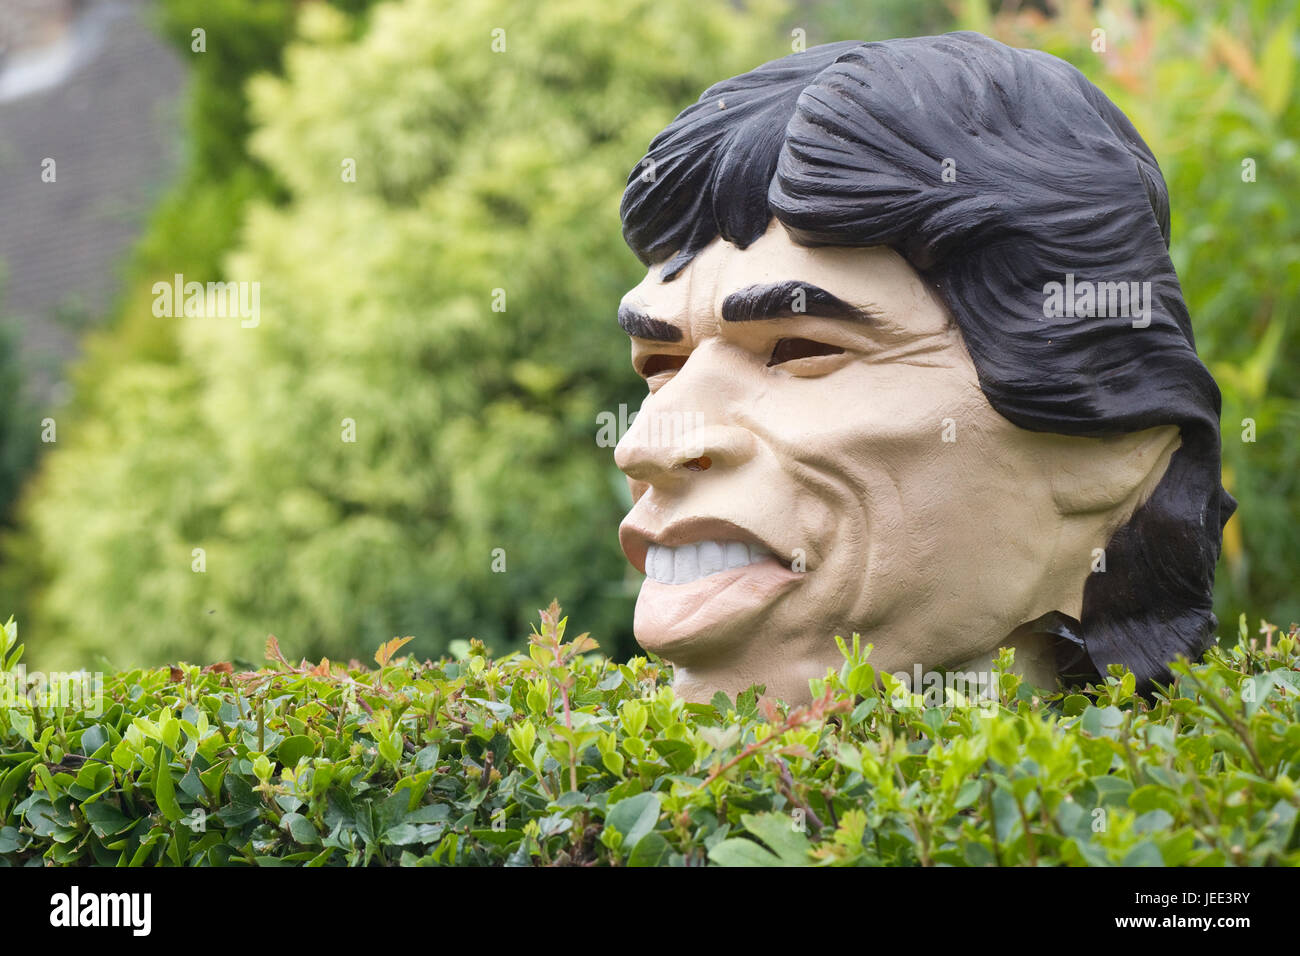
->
[720,281,877,324]
[617,304,683,342]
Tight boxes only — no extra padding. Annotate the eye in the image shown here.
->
[640,354,688,378]
[767,338,845,367]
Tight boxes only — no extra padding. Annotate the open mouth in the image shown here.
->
[619,515,798,579]
[621,515,805,657]
[632,546,803,658]
[644,540,785,586]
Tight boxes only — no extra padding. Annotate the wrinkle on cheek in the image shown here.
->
[778,406,960,614]
[772,442,879,586]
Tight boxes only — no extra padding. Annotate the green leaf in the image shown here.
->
[0,825,21,854]
[153,748,183,823]
[1061,694,1090,716]
[1121,840,1165,867]
[80,726,109,756]
[198,759,228,798]
[0,756,38,820]
[650,739,695,772]
[277,735,318,768]
[1089,775,1134,808]
[1259,19,1295,117]
[604,792,661,848]
[1132,809,1175,835]
[708,837,784,867]
[1080,706,1124,739]
[1129,785,1180,816]
[82,800,134,838]
[739,812,814,865]
[282,812,321,846]
[627,831,672,867]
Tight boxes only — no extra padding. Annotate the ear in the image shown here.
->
[1044,424,1182,517]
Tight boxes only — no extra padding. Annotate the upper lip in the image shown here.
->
[619,516,786,576]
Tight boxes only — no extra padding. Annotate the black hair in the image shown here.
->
[619,32,1235,687]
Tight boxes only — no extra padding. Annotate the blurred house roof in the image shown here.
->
[0,0,184,403]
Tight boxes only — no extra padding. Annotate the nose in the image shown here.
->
[614,355,755,486]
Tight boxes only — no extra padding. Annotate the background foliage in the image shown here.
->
[2,607,1297,867]
[0,0,1295,671]
[0,0,384,642]
[0,0,803,668]
[0,313,36,529]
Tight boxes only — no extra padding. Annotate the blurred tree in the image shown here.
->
[0,314,37,527]
[0,0,380,654]
[12,0,797,669]
[804,0,954,40]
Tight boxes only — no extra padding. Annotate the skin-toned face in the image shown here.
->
[615,220,1180,704]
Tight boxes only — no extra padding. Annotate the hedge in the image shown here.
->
[1,604,1297,866]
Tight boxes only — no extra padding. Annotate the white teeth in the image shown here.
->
[724,542,749,570]
[673,545,699,583]
[652,544,673,583]
[698,541,724,576]
[645,540,773,585]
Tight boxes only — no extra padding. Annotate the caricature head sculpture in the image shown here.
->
[613,32,1234,704]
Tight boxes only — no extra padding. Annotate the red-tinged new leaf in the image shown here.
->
[375,636,415,668]
[757,696,783,724]
[266,634,291,668]
[570,632,599,655]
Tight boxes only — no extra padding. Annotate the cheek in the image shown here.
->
[754,365,1006,574]
[755,364,984,485]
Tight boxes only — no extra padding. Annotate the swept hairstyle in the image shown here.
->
[619,32,1235,686]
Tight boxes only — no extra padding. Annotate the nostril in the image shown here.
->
[683,455,712,472]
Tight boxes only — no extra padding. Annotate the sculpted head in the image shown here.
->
[614,33,1234,704]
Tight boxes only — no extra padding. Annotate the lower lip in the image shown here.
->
[633,558,803,660]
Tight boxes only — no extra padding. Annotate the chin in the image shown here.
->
[632,560,804,663]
